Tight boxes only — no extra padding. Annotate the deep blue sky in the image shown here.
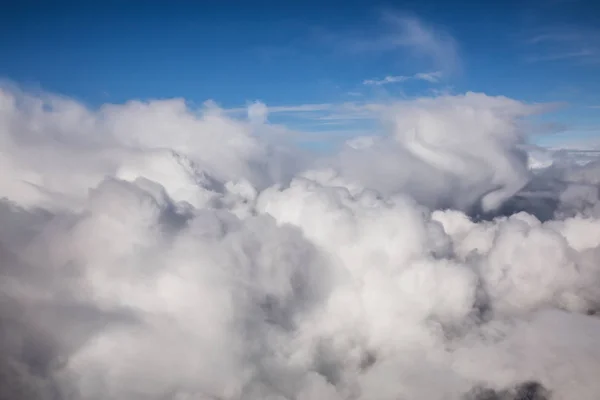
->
[1,0,599,146]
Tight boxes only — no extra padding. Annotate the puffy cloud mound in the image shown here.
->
[1,85,600,400]
[326,93,542,213]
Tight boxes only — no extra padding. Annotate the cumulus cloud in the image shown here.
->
[2,84,600,400]
[247,100,269,124]
[326,92,549,212]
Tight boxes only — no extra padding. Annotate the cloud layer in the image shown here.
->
[1,85,600,400]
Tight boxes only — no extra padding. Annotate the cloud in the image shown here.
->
[382,13,460,73]
[330,13,461,76]
[3,85,600,400]
[525,26,600,64]
[526,32,582,45]
[227,101,384,129]
[363,70,443,85]
[325,92,552,212]
[414,71,443,82]
[363,75,410,86]
[228,103,334,116]
[247,100,269,124]
[269,103,335,113]
[526,49,596,62]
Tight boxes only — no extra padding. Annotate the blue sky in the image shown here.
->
[1,0,599,148]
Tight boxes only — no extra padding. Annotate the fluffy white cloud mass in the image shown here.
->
[1,85,600,400]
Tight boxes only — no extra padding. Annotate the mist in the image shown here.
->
[1,86,600,400]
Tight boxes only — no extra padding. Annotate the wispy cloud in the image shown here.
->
[414,71,443,82]
[363,75,410,86]
[227,103,334,115]
[382,13,460,74]
[268,104,334,113]
[363,71,443,86]
[536,128,600,151]
[225,101,386,129]
[328,13,461,76]
[222,93,562,154]
[526,49,596,63]
[526,32,581,45]
[525,26,600,64]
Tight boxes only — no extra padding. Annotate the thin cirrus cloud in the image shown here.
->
[363,71,443,86]
[525,26,600,64]
[327,12,461,76]
[526,49,596,63]
[381,13,461,74]
[227,101,383,121]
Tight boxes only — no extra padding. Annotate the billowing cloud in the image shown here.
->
[326,92,549,212]
[247,100,269,124]
[2,85,600,400]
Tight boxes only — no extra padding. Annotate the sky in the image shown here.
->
[1,0,600,149]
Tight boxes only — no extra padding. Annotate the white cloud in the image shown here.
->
[227,101,384,127]
[227,103,334,116]
[328,13,460,76]
[363,70,442,85]
[363,75,410,86]
[2,85,600,400]
[414,70,443,82]
[247,100,269,124]
[269,103,334,113]
[369,13,459,73]
[327,92,552,212]
[382,13,460,73]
